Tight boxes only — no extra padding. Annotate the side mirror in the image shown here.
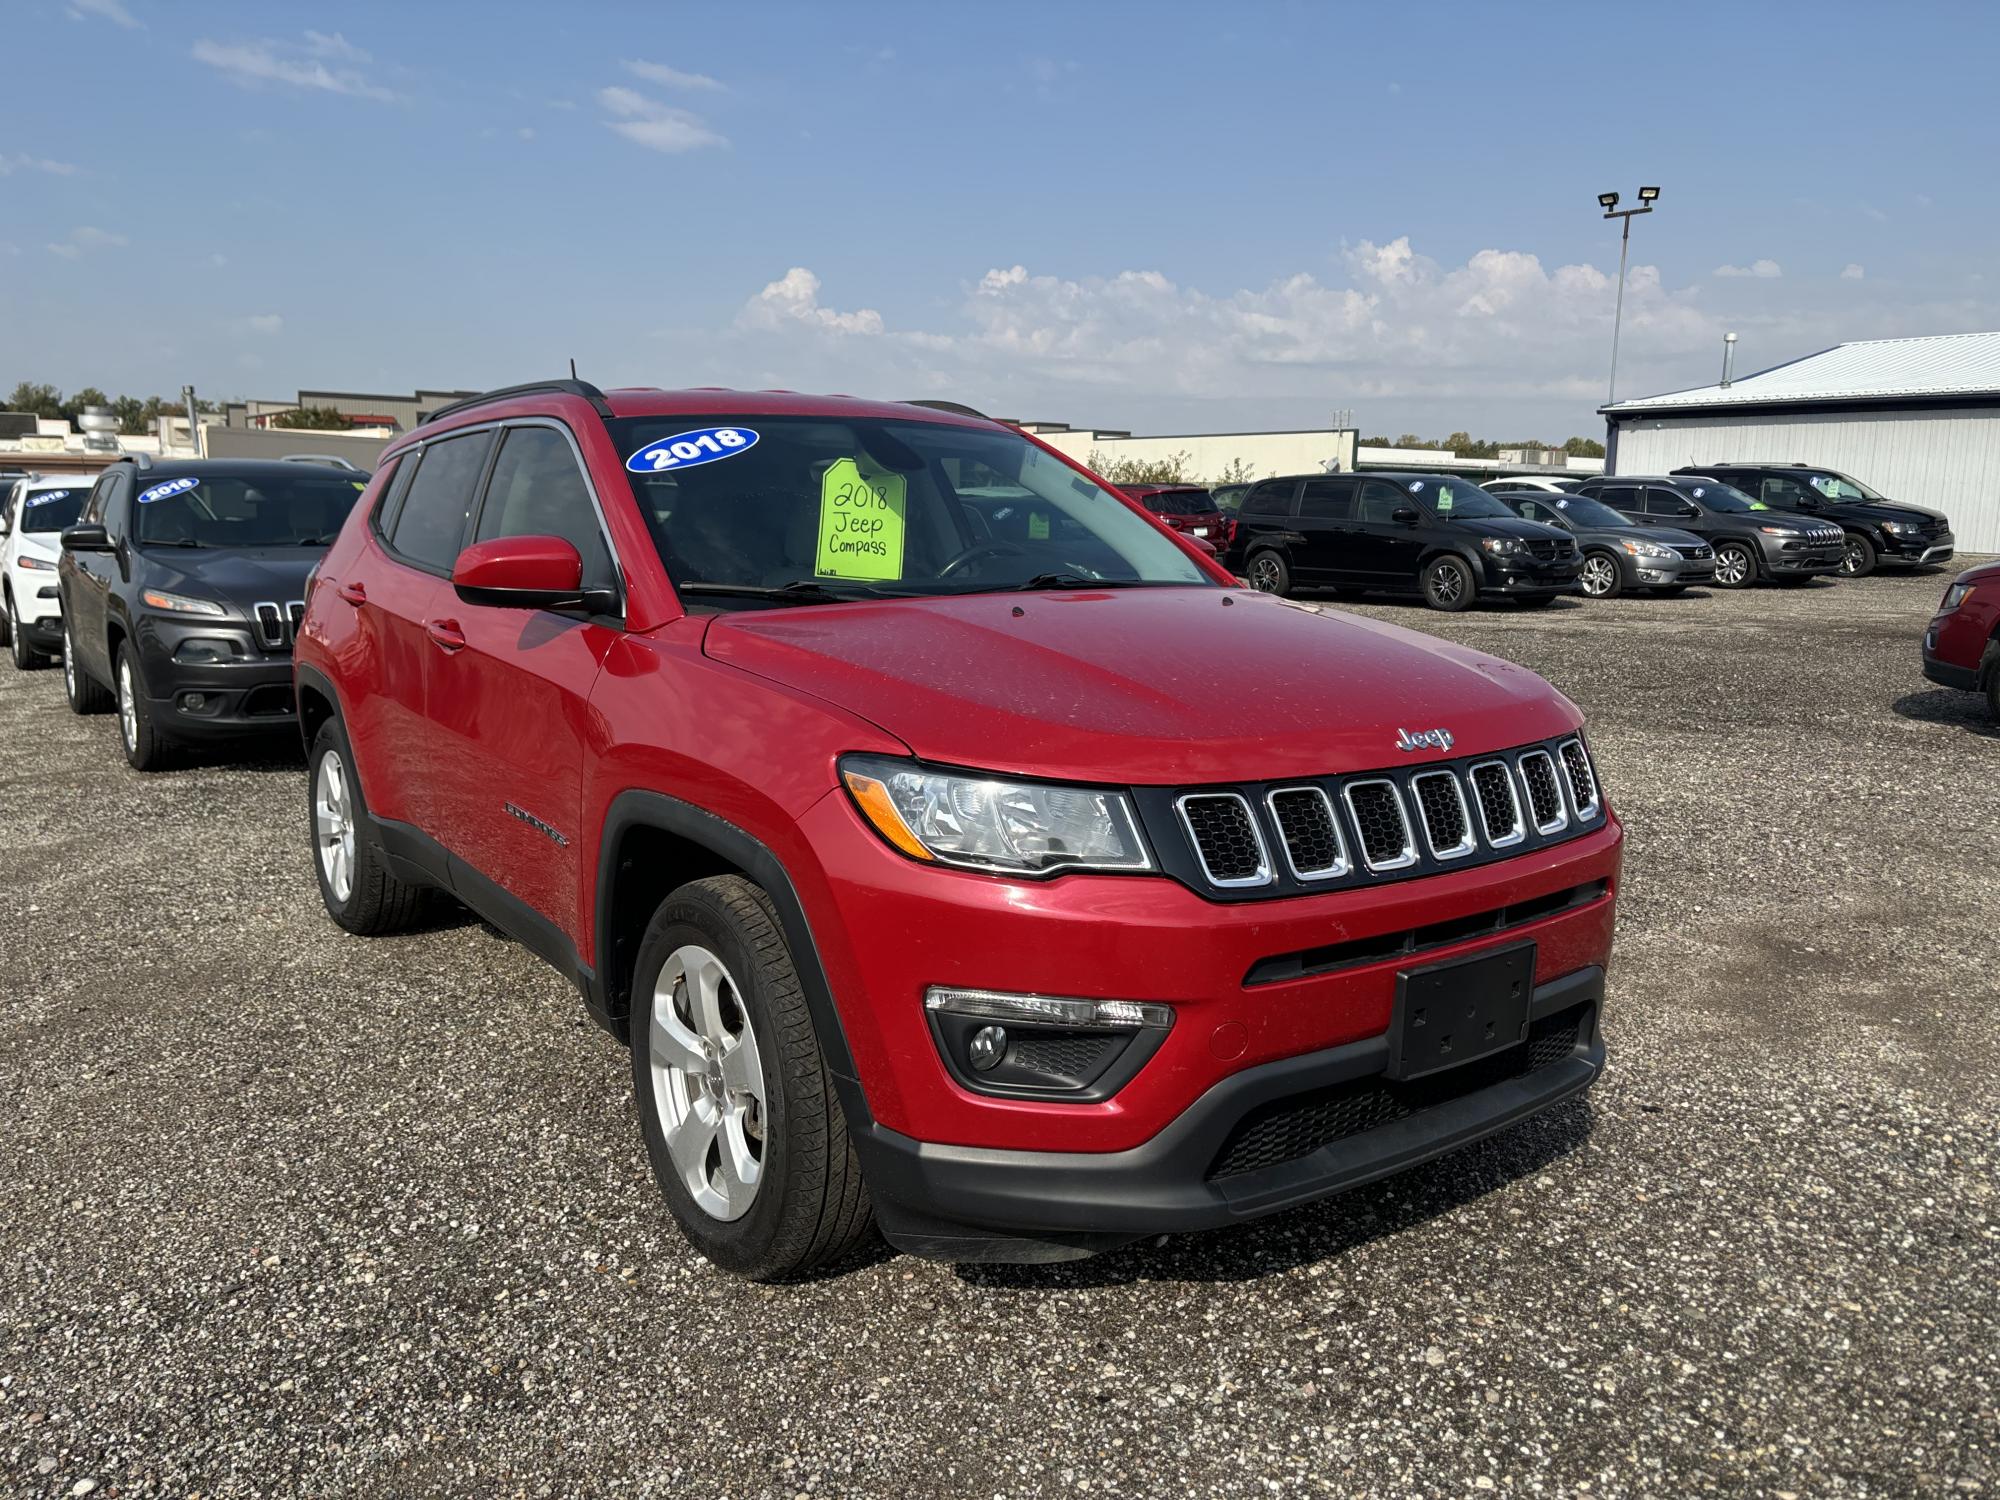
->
[61,523,112,552]
[451,534,600,611]
[1391,506,1420,525]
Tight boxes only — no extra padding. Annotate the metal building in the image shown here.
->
[1602,331,2000,553]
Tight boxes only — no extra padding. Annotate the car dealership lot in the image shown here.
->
[1,568,1994,1497]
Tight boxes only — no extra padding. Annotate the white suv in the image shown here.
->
[2,474,91,670]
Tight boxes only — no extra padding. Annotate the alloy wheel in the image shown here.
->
[1716,547,1750,586]
[314,749,357,904]
[8,598,24,668]
[1249,555,1282,593]
[1581,555,1618,597]
[118,656,138,750]
[1840,537,1866,576]
[648,944,766,1222]
[1432,562,1466,606]
[62,624,77,697]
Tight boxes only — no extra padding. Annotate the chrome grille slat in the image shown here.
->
[1467,760,1526,848]
[1409,770,1476,860]
[1265,786,1350,881]
[1176,793,1272,888]
[1557,737,1601,821]
[1517,750,1568,835]
[1341,780,1417,872]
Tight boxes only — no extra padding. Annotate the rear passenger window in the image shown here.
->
[1357,481,1410,523]
[1597,485,1643,512]
[1642,489,1689,516]
[389,430,493,571]
[1242,481,1294,517]
[474,425,616,591]
[1297,478,1355,519]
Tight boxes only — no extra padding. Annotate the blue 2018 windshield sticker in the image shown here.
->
[25,490,71,506]
[625,426,759,474]
[139,476,200,504]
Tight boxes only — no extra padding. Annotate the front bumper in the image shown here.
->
[859,966,1605,1258]
[134,615,298,736]
[1628,550,1715,588]
[1763,540,1843,575]
[9,563,64,629]
[1884,532,1955,566]
[1479,556,1583,596]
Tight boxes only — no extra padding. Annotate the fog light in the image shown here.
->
[182,693,207,712]
[968,1026,1007,1071]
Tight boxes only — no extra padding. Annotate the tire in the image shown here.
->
[116,642,176,771]
[1839,532,1878,578]
[7,592,44,670]
[1420,554,1476,612]
[1245,550,1291,597]
[1712,540,1758,589]
[1987,657,2000,724]
[630,875,873,1280]
[307,717,433,935]
[1578,550,1623,599]
[62,619,112,713]
[0,589,10,651]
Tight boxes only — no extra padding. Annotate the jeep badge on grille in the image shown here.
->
[1395,727,1454,753]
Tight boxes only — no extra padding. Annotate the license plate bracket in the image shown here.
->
[1387,943,1535,1081]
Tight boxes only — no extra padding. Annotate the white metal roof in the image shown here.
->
[1605,330,2000,414]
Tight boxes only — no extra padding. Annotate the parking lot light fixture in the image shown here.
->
[1599,185,1661,406]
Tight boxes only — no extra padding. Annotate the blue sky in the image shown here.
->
[6,0,1998,440]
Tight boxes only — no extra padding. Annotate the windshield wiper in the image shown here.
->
[677,580,895,606]
[145,539,208,548]
[1010,572,1161,591]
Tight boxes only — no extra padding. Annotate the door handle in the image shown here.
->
[425,618,466,653]
[336,581,367,606]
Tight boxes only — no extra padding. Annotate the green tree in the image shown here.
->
[60,387,110,424]
[1086,448,1193,485]
[112,395,149,435]
[1212,456,1257,485]
[1563,435,1606,458]
[6,381,62,418]
[271,404,354,431]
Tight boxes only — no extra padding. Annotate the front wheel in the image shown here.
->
[631,875,872,1280]
[1421,554,1475,612]
[1712,541,1758,589]
[7,594,45,670]
[308,718,433,934]
[1839,533,1878,578]
[1985,649,2000,722]
[62,620,112,713]
[116,643,175,771]
[1579,550,1623,599]
[1246,550,1291,596]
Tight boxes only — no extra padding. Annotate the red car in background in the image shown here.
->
[1922,559,2000,719]
[1123,484,1231,549]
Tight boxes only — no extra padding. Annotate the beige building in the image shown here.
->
[1010,421,1359,483]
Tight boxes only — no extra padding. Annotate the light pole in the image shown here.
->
[1599,185,1660,407]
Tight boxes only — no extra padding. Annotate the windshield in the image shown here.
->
[1409,479,1514,520]
[135,471,365,548]
[1683,480,1766,513]
[609,414,1213,605]
[1542,494,1632,529]
[1138,487,1220,517]
[20,487,88,533]
[1806,472,1884,502]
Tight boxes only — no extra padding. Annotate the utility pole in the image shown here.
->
[1597,186,1661,407]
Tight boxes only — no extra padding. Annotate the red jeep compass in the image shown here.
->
[1922,559,2000,719]
[295,380,1622,1279]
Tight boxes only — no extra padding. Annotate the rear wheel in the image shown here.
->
[1839,532,1878,578]
[62,620,112,713]
[1246,550,1291,597]
[1579,550,1623,599]
[116,643,175,771]
[1712,541,1758,589]
[631,875,872,1280]
[1421,554,1475,612]
[308,717,432,934]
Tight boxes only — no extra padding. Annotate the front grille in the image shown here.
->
[1468,761,1525,847]
[1518,750,1567,833]
[1558,738,1600,820]
[1343,781,1416,871]
[1266,787,1348,880]
[1009,1033,1120,1080]
[1525,538,1562,560]
[253,599,305,651]
[1177,793,1269,887]
[1410,770,1475,859]
[1208,1004,1590,1179]
[1675,543,1712,560]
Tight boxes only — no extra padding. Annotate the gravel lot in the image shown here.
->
[3,563,1996,1498]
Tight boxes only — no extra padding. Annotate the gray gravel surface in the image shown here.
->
[3,563,1996,1498]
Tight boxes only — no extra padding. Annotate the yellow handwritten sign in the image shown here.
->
[816,457,907,581]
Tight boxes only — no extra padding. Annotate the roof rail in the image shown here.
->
[421,378,614,427]
[112,453,155,469]
[900,398,991,421]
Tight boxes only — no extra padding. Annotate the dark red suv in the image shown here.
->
[1922,560,2000,719]
[295,380,1622,1279]
[1122,483,1230,548]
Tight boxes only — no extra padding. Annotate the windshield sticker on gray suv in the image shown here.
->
[25,490,71,506]
[625,426,759,474]
[138,477,200,504]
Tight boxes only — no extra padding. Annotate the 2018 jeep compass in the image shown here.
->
[295,380,1622,1279]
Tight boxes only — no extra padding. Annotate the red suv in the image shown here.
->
[1922,560,2000,719]
[296,380,1622,1279]
[1122,483,1231,549]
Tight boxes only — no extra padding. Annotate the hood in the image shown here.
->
[1574,523,1706,547]
[1823,500,1948,525]
[143,546,322,610]
[1454,516,1569,543]
[9,530,62,564]
[702,587,1580,785]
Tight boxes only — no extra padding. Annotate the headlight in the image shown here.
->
[840,754,1153,875]
[1941,581,1972,611]
[1479,538,1524,556]
[1620,540,1675,559]
[1757,525,1801,537]
[16,555,55,572]
[140,588,228,617]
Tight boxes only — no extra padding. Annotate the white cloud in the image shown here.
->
[738,268,885,334]
[192,35,394,101]
[623,60,725,92]
[1841,263,1865,280]
[0,153,78,177]
[66,0,140,28]
[517,126,537,141]
[241,313,284,335]
[47,226,127,259]
[597,86,726,153]
[303,30,370,63]
[1714,259,1783,279]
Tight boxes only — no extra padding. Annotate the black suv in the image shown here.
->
[1577,475,1842,589]
[1669,464,1955,578]
[56,458,366,769]
[1496,491,1715,598]
[1232,471,1580,610]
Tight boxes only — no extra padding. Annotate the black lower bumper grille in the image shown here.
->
[1208,1004,1590,1180]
